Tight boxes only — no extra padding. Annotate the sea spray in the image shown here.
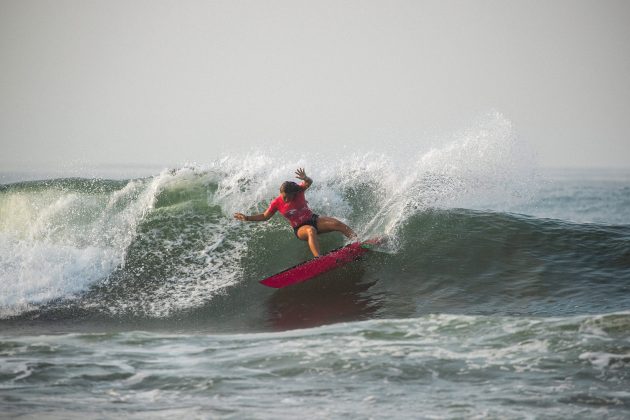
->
[353,111,538,239]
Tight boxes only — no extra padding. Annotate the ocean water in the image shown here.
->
[2,117,630,418]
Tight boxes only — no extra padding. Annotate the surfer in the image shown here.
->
[234,168,357,257]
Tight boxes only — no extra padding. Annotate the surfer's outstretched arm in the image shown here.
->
[234,209,273,222]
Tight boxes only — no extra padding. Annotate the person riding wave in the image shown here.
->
[234,168,357,257]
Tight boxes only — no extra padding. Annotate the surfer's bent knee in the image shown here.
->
[297,225,317,240]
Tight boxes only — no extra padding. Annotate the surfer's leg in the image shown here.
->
[316,216,357,240]
[296,225,321,257]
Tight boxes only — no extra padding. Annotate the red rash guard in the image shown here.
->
[266,183,313,228]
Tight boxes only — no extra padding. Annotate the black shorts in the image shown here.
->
[293,214,319,237]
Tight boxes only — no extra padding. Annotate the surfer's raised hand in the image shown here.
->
[295,168,307,180]
[295,168,312,189]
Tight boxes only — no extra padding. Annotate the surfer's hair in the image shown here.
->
[280,181,301,195]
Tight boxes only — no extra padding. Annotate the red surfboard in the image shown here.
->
[259,238,382,288]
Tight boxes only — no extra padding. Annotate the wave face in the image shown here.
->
[1,114,629,328]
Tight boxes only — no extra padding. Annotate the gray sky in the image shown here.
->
[1,0,629,170]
